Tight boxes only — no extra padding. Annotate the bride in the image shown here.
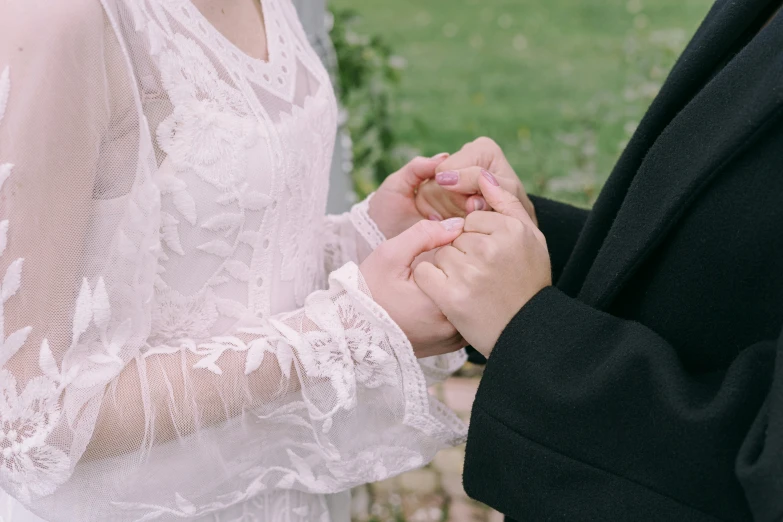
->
[0,0,486,520]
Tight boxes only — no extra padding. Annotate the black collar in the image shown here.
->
[558,0,783,308]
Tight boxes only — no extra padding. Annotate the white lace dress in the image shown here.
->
[0,1,467,520]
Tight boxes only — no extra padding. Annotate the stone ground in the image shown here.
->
[350,365,504,522]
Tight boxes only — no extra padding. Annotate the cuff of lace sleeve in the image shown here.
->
[418,350,468,387]
[331,262,468,446]
[350,193,386,250]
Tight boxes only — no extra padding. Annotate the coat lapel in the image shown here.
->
[577,11,783,308]
[558,0,777,298]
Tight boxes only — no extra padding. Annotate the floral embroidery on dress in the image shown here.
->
[156,34,258,190]
[0,372,69,503]
[149,285,220,345]
[278,98,333,305]
[343,310,398,391]
[323,446,424,486]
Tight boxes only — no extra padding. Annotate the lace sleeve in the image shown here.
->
[323,193,386,272]
[0,5,465,521]
[80,263,466,520]
[324,195,468,386]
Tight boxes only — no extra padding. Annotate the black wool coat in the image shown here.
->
[462,0,783,520]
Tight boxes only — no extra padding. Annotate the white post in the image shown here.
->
[292,0,354,213]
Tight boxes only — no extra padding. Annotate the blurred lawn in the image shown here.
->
[330,0,713,205]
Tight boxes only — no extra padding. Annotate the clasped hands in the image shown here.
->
[359,138,552,360]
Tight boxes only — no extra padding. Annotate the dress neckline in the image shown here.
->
[170,0,299,98]
[185,0,276,67]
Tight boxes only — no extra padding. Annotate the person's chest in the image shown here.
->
[115,0,339,346]
[190,0,270,62]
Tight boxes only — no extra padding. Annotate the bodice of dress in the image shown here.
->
[139,0,338,333]
[0,1,467,521]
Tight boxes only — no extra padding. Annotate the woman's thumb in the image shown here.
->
[379,218,464,269]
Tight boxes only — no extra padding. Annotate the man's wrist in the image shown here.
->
[474,339,496,360]
[474,312,519,360]
[476,285,551,359]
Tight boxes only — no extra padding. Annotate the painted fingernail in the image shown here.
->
[431,152,449,161]
[440,217,465,231]
[429,213,443,221]
[481,169,500,186]
[472,198,486,211]
[436,171,459,186]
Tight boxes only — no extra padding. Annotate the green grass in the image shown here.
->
[330,0,713,205]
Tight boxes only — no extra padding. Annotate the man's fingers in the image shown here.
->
[435,137,504,174]
[452,231,488,254]
[463,211,508,234]
[380,218,465,268]
[433,245,465,273]
[434,166,519,198]
[413,261,450,309]
[477,170,536,228]
[435,148,485,174]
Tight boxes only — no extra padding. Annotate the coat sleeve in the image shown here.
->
[736,331,783,521]
[528,194,589,284]
[463,286,779,521]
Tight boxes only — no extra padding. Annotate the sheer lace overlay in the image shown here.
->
[0,1,467,521]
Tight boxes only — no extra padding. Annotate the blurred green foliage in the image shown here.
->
[329,8,409,198]
[330,0,713,206]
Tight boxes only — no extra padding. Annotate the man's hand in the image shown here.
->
[368,153,451,240]
[414,137,538,227]
[360,218,468,358]
[414,171,551,358]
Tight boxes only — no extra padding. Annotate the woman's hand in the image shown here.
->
[414,171,551,358]
[414,137,538,227]
[368,153,452,240]
[360,218,468,358]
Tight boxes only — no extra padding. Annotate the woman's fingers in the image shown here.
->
[415,179,469,219]
[390,153,450,197]
[440,167,536,224]
[435,166,521,198]
[413,186,446,221]
[377,218,465,269]
[463,211,509,235]
[435,167,520,196]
